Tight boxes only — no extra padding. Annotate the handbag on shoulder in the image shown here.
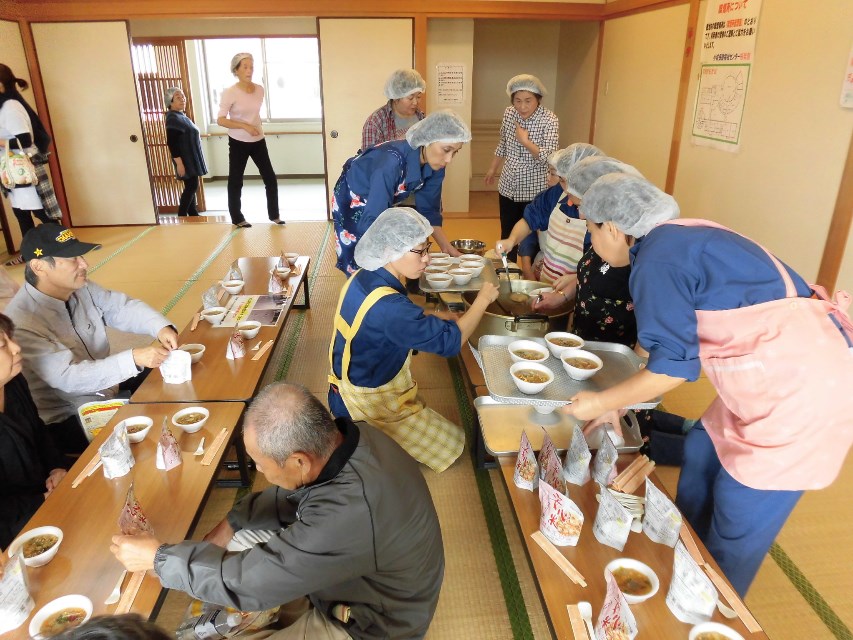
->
[0,137,38,189]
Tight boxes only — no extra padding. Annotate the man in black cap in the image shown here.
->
[5,224,177,455]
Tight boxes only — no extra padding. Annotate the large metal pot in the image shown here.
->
[462,279,572,347]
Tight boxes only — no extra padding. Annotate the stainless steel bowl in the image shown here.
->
[451,239,486,256]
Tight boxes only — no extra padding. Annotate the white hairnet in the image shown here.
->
[405,110,472,148]
[580,174,679,238]
[384,69,426,100]
[230,52,253,74]
[506,74,547,97]
[548,143,605,179]
[354,207,433,271]
[163,86,181,109]
[565,156,642,199]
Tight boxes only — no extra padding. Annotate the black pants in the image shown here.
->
[12,207,51,238]
[178,176,200,216]
[498,195,530,263]
[227,138,279,224]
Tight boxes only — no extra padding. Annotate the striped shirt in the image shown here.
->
[494,105,559,201]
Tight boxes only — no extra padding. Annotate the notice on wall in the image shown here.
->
[841,44,853,109]
[691,0,763,152]
[436,63,465,105]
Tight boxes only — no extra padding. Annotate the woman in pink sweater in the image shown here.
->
[216,53,283,228]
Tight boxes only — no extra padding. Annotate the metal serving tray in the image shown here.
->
[419,257,499,294]
[472,335,660,410]
[474,396,643,454]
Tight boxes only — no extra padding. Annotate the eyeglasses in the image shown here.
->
[409,241,432,257]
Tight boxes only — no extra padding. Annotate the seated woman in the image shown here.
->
[328,208,498,472]
[495,143,604,304]
[0,312,67,549]
[332,110,471,275]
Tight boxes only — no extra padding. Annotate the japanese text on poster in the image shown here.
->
[436,63,465,105]
[841,43,853,109]
[691,0,762,152]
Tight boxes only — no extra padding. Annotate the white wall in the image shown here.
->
[592,4,688,186]
[673,0,853,286]
[426,19,475,213]
[553,20,600,146]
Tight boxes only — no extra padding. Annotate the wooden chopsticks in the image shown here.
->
[190,312,200,331]
[252,339,274,361]
[114,570,145,614]
[566,604,590,639]
[610,454,655,494]
[200,428,229,466]
[530,531,587,587]
[71,453,102,488]
[679,527,763,633]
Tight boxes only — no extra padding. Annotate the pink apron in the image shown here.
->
[663,219,853,491]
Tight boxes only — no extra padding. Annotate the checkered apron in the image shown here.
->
[328,275,464,472]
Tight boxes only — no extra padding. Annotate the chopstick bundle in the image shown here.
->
[530,531,587,587]
[200,428,229,466]
[114,570,145,614]
[610,455,655,494]
[71,453,102,488]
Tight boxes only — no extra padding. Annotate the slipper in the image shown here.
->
[4,254,24,266]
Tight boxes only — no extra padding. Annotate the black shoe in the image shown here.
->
[271,219,286,225]
[235,221,252,228]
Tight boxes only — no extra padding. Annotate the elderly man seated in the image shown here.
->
[111,383,444,640]
[5,224,177,455]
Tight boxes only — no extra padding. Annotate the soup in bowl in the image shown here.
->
[29,595,92,638]
[116,416,154,443]
[604,558,659,604]
[201,307,227,326]
[179,343,206,363]
[171,407,210,433]
[543,331,585,358]
[509,361,554,395]
[8,526,64,568]
[508,340,549,364]
[561,349,603,381]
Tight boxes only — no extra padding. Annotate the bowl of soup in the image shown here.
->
[447,268,474,285]
[544,331,585,358]
[508,340,549,364]
[459,260,485,278]
[561,349,603,381]
[171,407,210,433]
[201,306,227,326]
[424,265,449,275]
[179,343,206,364]
[429,252,450,261]
[689,622,745,640]
[425,274,453,290]
[604,558,659,604]
[8,526,64,568]
[116,416,154,443]
[283,252,299,266]
[237,320,262,340]
[29,594,92,638]
[509,361,554,395]
[220,279,244,295]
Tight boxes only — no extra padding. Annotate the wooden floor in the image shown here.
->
[1,216,850,639]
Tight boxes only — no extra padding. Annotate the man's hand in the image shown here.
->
[44,468,67,495]
[203,518,235,548]
[110,533,161,572]
[157,326,179,350]
[133,345,170,369]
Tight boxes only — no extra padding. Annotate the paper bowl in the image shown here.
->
[237,320,262,340]
[8,526,64,568]
[508,340,549,364]
[29,594,92,638]
[604,558,659,604]
[220,279,244,295]
[425,265,449,275]
[509,361,554,395]
[429,252,450,261]
[179,343,206,364]
[201,306,227,326]
[425,274,453,290]
[171,407,210,433]
[459,261,485,277]
[689,622,745,640]
[116,416,154,443]
[283,252,299,266]
[544,331,585,357]
[274,265,291,279]
[561,349,603,381]
[447,268,474,285]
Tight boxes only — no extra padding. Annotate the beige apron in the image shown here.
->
[328,274,464,472]
[539,196,587,285]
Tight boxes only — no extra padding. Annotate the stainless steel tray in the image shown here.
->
[474,396,643,454]
[419,257,499,293]
[472,335,660,410]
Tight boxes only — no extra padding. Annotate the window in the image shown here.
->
[202,37,321,123]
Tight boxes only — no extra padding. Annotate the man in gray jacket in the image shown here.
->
[5,224,177,454]
[111,383,445,640]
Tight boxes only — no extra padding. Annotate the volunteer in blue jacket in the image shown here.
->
[566,174,853,596]
[332,110,471,275]
[329,208,498,472]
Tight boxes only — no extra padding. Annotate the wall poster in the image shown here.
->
[436,63,465,105]
[691,0,763,152]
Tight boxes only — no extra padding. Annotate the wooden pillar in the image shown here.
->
[816,130,853,292]
[414,14,428,112]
